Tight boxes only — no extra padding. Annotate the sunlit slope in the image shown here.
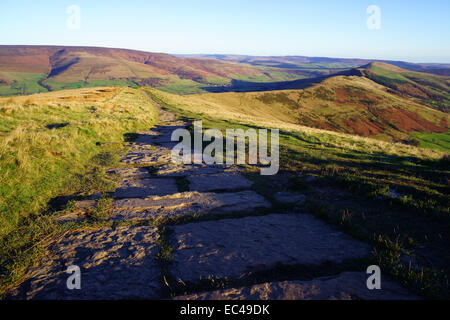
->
[148,87,447,157]
[360,62,450,113]
[0,46,305,95]
[148,74,449,147]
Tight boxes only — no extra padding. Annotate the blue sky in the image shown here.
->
[1,0,449,63]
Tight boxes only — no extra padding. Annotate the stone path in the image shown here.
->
[174,272,417,300]
[7,98,417,300]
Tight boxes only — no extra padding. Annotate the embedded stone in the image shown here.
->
[174,272,417,300]
[112,190,271,220]
[113,178,178,198]
[7,226,161,300]
[170,214,370,282]
[188,173,253,192]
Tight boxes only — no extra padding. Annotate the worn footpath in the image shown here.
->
[8,99,417,300]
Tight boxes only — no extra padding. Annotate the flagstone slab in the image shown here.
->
[113,178,178,198]
[156,164,236,177]
[174,272,417,300]
[107,167,152,179]
[170,214,370,282]
[7,226,161,300]
[121,147,171,165]
[273,192,306,205]
[112,190,271,220]
[188,173,253,192]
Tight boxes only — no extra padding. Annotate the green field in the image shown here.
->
[0,73,48,96]
[410,132,450,151]
[43,79,139,91]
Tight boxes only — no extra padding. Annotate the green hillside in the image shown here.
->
[151,73,449,149]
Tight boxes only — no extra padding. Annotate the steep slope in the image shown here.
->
[358,62,450,112]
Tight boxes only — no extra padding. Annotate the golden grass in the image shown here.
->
[147,87,446,160]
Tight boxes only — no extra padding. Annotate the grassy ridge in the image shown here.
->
[0,87,158,236]
[147,87,448,217]
[364,62,450,113]
[146,75,449,149]
[0,87,158,295]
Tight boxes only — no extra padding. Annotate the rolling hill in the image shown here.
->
[359,62,450,113]
[179,54,450,76]
[2,46,449,97]
[0,46,448,149]
[149,64,449,148]
[0,46,314,96]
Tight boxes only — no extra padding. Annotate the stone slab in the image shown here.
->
[121,147,171,165]
[273,192,306,205]
[113,178,178,198]
[188,173,253,192]
[156,164,236,177]
[170,214,370,282]
[174,272,417,300]
[112,190,271,220]
[7,226,161,300]
[107,167,152,179]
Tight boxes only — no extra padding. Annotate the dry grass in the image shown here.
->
[0,87,158,236]
[147,87,446,160]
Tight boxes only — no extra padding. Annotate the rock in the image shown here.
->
[134,124,187,146]
[156,164,234,177]
[113,178,178,198]
[121,146,171,165]
[107,167,152,179]
[174,272,418,300]
[112,191,271,220]
[7,226,161,300]
[53,200,97,223]
[170,214,370,282]
[274,192,306,205]
[188,173,253,192]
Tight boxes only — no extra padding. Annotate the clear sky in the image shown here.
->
[1,0,449,63]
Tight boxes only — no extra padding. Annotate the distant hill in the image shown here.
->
[2,45,449,97]
[153,65,449,148]
[358,62,450,113]
[178,54,450,76]
[0,46,324,96]
[203,61,450,112]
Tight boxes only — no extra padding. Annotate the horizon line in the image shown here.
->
[1,43,449,65]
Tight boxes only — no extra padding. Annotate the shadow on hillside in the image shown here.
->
[200,69,363,93]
